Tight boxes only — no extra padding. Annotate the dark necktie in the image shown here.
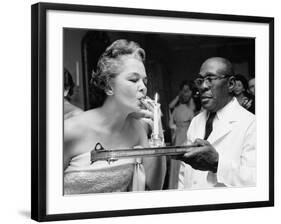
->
[204,112,216,140]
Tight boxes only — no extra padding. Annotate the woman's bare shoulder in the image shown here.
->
[64,112,90,140]
[63,111,98,163]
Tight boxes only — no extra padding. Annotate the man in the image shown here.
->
[177,57,256,189]
[248,77,255,96]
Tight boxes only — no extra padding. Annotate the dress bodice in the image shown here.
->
[64,151,145,194]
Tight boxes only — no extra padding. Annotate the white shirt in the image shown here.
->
[178,97,256,189]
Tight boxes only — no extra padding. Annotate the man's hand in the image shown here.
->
[178,139,219,173]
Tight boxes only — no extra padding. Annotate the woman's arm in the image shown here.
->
[169,110,176,130]
[169,95,180,111]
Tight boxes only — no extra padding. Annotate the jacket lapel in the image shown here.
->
[207,120,233,144]
[207,98,240,145]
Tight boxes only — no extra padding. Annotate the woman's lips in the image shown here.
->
[139,97,152,104]
[139,97,154,109]
[138,97,147,109]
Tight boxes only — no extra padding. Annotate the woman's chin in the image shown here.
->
[234,90,242,96]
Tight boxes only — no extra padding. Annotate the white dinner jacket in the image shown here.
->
[178,97,256,189]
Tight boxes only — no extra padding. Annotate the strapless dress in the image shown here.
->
[64,151,145,195]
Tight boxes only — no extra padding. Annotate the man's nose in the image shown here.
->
[199,79,210,92]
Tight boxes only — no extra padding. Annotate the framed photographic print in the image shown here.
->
[31,2,274,222]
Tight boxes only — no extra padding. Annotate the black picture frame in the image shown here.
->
[31,2,274,222]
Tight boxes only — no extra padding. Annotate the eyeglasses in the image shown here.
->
[194,74,230,88]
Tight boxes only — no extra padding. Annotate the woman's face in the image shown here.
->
[111,56,147,113]
[234,80,245,96]
[180,85,192,103]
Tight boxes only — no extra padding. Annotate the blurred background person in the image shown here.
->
[169,80,195,146]
[166,80,196,189]
[64,68,83,119]
[233,74,255,114]
[168,80,196,144]
[248,77,255,96]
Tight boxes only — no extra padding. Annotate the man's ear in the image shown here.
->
[227,76,236,93]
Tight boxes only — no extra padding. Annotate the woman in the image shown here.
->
[63,68,83,119]
[168,80,195,145]
[234,74,255,114]
[166,81,195,189]
[64,39,165,194]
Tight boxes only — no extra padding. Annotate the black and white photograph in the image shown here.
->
[3,0,281,224]
[30,2,274,222]
[63,29,256,194]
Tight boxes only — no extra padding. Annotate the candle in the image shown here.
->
[76,61,79,86]
[153,93,159,136]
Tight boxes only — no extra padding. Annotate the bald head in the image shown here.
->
[200,57,234,77]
